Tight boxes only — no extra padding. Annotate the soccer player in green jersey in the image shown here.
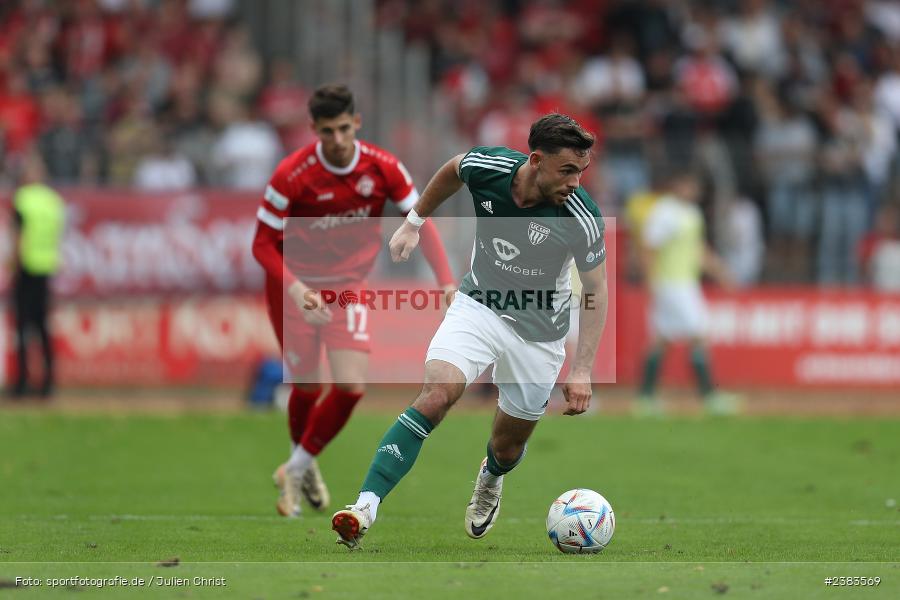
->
[332,114,609,548]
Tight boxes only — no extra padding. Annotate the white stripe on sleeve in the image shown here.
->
[565,197,595,245]
[465,151,517,164]
[257,206,285,231]
[575,198,603,241]
[565,195,601,244]
[264,185,289,210]
[393,188,420,213]
[459,160,511,173]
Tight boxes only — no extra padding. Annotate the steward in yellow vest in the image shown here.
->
[10,155,64,398]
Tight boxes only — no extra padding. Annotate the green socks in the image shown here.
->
[639,345,715,398]
[639,348,664,397]
[485,442,525,476]
[360,407,433,499]
[690,346,714,397]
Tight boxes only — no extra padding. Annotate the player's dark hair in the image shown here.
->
[308,84,355,120]
[528,113,595,155]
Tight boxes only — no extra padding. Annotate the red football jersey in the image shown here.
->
[256,139,418,282]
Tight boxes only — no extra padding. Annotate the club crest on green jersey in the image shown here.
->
[528,221,550,245]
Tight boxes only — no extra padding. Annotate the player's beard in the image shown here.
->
[550,186,570,205]
[537,180,562,205]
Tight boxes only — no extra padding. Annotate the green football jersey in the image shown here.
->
[456,146,606,342]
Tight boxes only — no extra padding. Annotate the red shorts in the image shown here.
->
[265,277,371,376]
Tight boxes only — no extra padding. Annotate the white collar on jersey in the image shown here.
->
[315,140,361,175]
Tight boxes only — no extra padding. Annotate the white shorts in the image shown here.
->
[650,282,707,341]
[426,292,566,421]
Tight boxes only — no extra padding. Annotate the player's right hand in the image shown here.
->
[389,222,421,262]
[288,282,333,325]
[561,372,592,415]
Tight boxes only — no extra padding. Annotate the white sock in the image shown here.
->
[355,491,381,522]
[286,444,314,476]
[478,463,503,488]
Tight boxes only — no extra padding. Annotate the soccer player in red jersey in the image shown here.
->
[252,84,455,517]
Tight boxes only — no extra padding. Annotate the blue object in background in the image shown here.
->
[248,358,285,408]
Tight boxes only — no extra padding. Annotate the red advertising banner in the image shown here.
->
[14,281,615,387]
[4,284,898,389]
[616,286,900,388]
[2,295,278,386]
[1,189,263,298]
[2,190,896,389]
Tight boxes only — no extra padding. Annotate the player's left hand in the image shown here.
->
[562,371,592,415]
[389,222,420,262]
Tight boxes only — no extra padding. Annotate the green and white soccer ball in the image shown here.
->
[547,488,615,554]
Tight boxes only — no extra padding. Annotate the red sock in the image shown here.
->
[300,386,364,454]
[288,385,322,444]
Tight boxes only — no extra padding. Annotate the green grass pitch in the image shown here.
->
[1,406,898,598]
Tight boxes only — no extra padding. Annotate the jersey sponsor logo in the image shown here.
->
[494,260,545,276]
[481,200,493,214]
[355,175,375,197]
[309,205,373,230]
[316,191,335,201]
[492,237,520,261]
[528,221,550,245]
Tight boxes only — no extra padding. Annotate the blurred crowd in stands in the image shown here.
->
[383,0,900,289]
[1,0,900,288]
[0,0,306,192]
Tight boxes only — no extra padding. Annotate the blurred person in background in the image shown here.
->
[38,87,92,184]
[132,127,197,191]
[815,87,868,286]
[859,202,900,291]
[105,92,159,185]
[573,33,649,209]
[162,63,217,184]
[754,83,818,281]
[8,154,65,399]
[623,167,667,282]
[251,84,455,519]
[116,31,174,114]
[0,69,42,168]
[719,0,786,80]
[257,59,313,152]
[209,92,282,189]
[636,169,739,416]
[188,0,235,20]
[475,87,539,152]
[722,196,764,287]
[675,9,737,122]
[874,47,900,137]
[210,23,261,104]
[853,79,896,227]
